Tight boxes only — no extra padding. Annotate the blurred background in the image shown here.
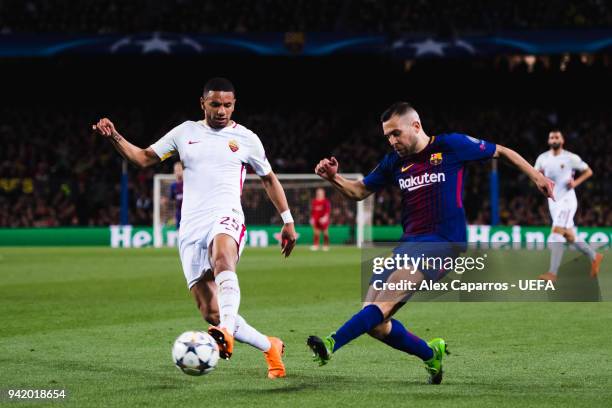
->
[0,0,610,244]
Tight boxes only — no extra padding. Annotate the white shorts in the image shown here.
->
[548,195,577,229]
[178,213,247,289]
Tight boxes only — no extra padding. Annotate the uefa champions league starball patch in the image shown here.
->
[228,139,239,152]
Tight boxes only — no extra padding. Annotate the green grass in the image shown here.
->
[0,247,611,408]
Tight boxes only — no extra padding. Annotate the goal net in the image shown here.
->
[153,173,373,248]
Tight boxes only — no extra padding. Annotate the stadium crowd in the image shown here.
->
[1,99,609,228]
[1,0,611,34]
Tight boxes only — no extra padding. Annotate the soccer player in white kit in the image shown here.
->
[534,130,603,282]
[93,78,297,378]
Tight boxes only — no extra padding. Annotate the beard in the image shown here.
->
[549,142,561,150]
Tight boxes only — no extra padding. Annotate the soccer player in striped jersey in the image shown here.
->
[93,77,297,379]
[169,161,183,229]
[308,102,554,384]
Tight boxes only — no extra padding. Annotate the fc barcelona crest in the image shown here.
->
[229,139,239,152]
[430,152,443,165]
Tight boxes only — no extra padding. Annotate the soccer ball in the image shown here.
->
[172,331,219,376]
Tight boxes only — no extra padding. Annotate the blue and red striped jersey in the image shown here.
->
[170,181,183,229]
[363,133,496,243]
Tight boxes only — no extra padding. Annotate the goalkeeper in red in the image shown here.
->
[308,102,554,384]
[310,188,331,251]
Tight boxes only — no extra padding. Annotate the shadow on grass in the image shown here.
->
[220,369,429,396]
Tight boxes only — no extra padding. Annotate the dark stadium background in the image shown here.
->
[0,0,610,229]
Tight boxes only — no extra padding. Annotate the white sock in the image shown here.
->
[571,241,597,261]
[234,315,271,352]
[549,233,566,275]
[549,244,565,275]
[215,270,240,333]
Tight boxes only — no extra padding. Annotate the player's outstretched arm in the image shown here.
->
[315,157,372,201]
[260,171,297,257]
[92,118,160,168]
[494,145,555,200]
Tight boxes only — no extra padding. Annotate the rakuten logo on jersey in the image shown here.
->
[398,172,446,191]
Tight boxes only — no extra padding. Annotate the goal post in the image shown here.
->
[153,173,373,248]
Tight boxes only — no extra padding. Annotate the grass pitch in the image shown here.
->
[1,246,611,408]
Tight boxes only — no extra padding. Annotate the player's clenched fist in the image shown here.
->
[92,118,117,138]
[315,156,339,181]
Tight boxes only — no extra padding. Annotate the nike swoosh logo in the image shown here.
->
[401,164,414,172]
[188,141,201,144]
[407,183,434,191]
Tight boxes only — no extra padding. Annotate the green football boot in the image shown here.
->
[306,334,335,366]
[424,338,450,384]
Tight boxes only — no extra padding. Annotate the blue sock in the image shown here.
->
[380,319,434,361]
[331,305,384,352]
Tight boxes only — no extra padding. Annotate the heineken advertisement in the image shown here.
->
[0,225,610,247]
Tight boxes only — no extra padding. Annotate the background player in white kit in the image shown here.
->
[92,78,297,378]
[534,130,603,282]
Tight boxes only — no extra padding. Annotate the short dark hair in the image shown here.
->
[203,77,235,96]
[380,102,414,122]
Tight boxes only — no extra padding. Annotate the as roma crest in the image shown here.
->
[228,140,239,152]
[430,152,443,165]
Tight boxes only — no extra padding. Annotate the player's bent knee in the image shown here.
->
[368,321,391,340]
[211,236,239,272]
[213,257,236,274]
[563,231,575,242]
[552,226,565,235]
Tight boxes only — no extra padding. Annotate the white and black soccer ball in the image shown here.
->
[172,331,219,376]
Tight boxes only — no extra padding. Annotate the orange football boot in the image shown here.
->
[591,253,604,278]
[208,326,234,360]
[264,337,286,379]
[537,272,557,282]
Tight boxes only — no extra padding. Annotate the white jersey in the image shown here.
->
[150,120,272,226]
[534,149,589,202]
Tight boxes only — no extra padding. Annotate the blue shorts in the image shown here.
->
[370,235,465,284]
